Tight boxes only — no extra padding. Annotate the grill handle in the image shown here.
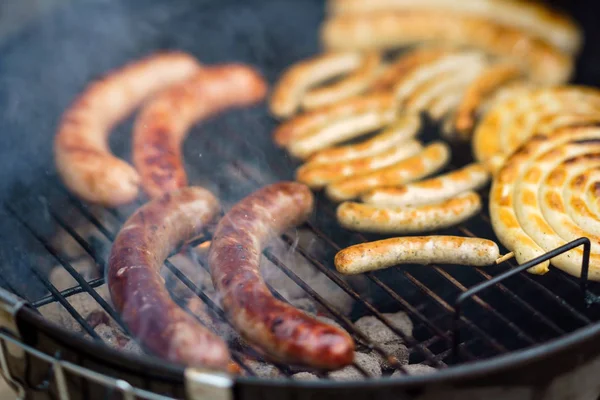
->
[452,237,592,363]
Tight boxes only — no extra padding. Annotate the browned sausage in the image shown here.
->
[208,182,355,369]
[108,187,230,369]
[55,52,202,206]
[133,65,267,199]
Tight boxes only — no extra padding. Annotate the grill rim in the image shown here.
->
[15,295,600,389]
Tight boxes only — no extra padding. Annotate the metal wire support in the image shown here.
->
[452,237,592,362]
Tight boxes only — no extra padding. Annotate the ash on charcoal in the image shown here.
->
[94,324,128,349]
[121,339,143,355]
[164,253,214,299]
[245,360,282,378]
[391,364,437,377]
[354,312,414,344]
[185,297,241,345]
[290,298,318,315]
[292,372,319,381]
[305,274,354,316]
[49,258,100,291]
[375,342,410,370]
[329,352,382,381]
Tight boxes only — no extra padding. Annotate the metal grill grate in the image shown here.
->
[2,117,600,384]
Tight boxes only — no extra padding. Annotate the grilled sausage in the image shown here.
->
[270,52,365,118]
[296,139,422,188]
[301,52,383,110]
[489,125,600,277]
[473,87,600,164]
[335,236,500,274]
[107,187,230,369]
[337,191,481,234]
[565,169,600,236]
[55,52,201,206]
[326,141,450,202]
[287,96,396,159]
[306,113,421,165]
[321,12,573,84]
[451,63,524,140]
[208,182,355,369]
[326,0,581,54]
[369,47,450,92]
[273,93,394,148]
[362,163,489,207]
[133,65,267,199]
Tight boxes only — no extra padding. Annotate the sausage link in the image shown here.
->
[337,191,481,234]
[133,65,267,199]
[273,93,393,147]
[335,236,500,275]
[269,52,363,119]
[108,187,230,369]
[296,139,422,188]
[208,182,355,369]
[301,52,383,110]
[362,163,489,207]
[321,12,573,84]
[326,141,450,202]
[55,52,201,206]
[326,0,581,54]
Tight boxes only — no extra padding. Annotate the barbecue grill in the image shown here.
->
[2,0,600,399]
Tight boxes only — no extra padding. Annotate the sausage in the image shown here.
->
[54,52,202,206]
[335,236,500,275]
[489,125,600,277]
[133,65,267,199]
[369,47,450,92]
[269,52,364,119]
[107,187,230,369]
[394,52,486,105]
[337,191,481,234]
[473,87,600,164]
[301,52,383,110]
[208,182,355,369]
[321,11,573,84]
[286,95,396,159]
[306,113,421,165]
[273,92,394,148]
[326,141,450,202]
[326,0,581,54]
[362,163,489,207]
[296,139,422,188]
[565,169,600,236]
[451,63,524,140]
[427,90,465,121]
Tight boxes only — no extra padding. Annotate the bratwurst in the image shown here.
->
[108,187,230,369]
[208,182,355,369]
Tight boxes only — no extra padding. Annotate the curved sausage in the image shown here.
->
[108,187,230,369]
[273,92,393,147]
[337,191,481,234]
[306,113,421,165]
[362,163,489,207]
[326,141,450,202]
[335,236,500,275]
[301,52,383,110]
[297,139,422,188]
[326,0,581,54]
[133,65,267,199]
[55,52,201,206]
[321,11,573,84]
[208,182,355,369]
[269,52,364,118]
[287,96,396,159]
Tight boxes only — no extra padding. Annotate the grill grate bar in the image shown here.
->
[402,272,508,354]
[32,278,105,308]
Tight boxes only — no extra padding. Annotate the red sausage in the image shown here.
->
[133,65,267,199]
[108,187,230,369]
[208,182,355,369]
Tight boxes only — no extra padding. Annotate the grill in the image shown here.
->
[2,0,600,399]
